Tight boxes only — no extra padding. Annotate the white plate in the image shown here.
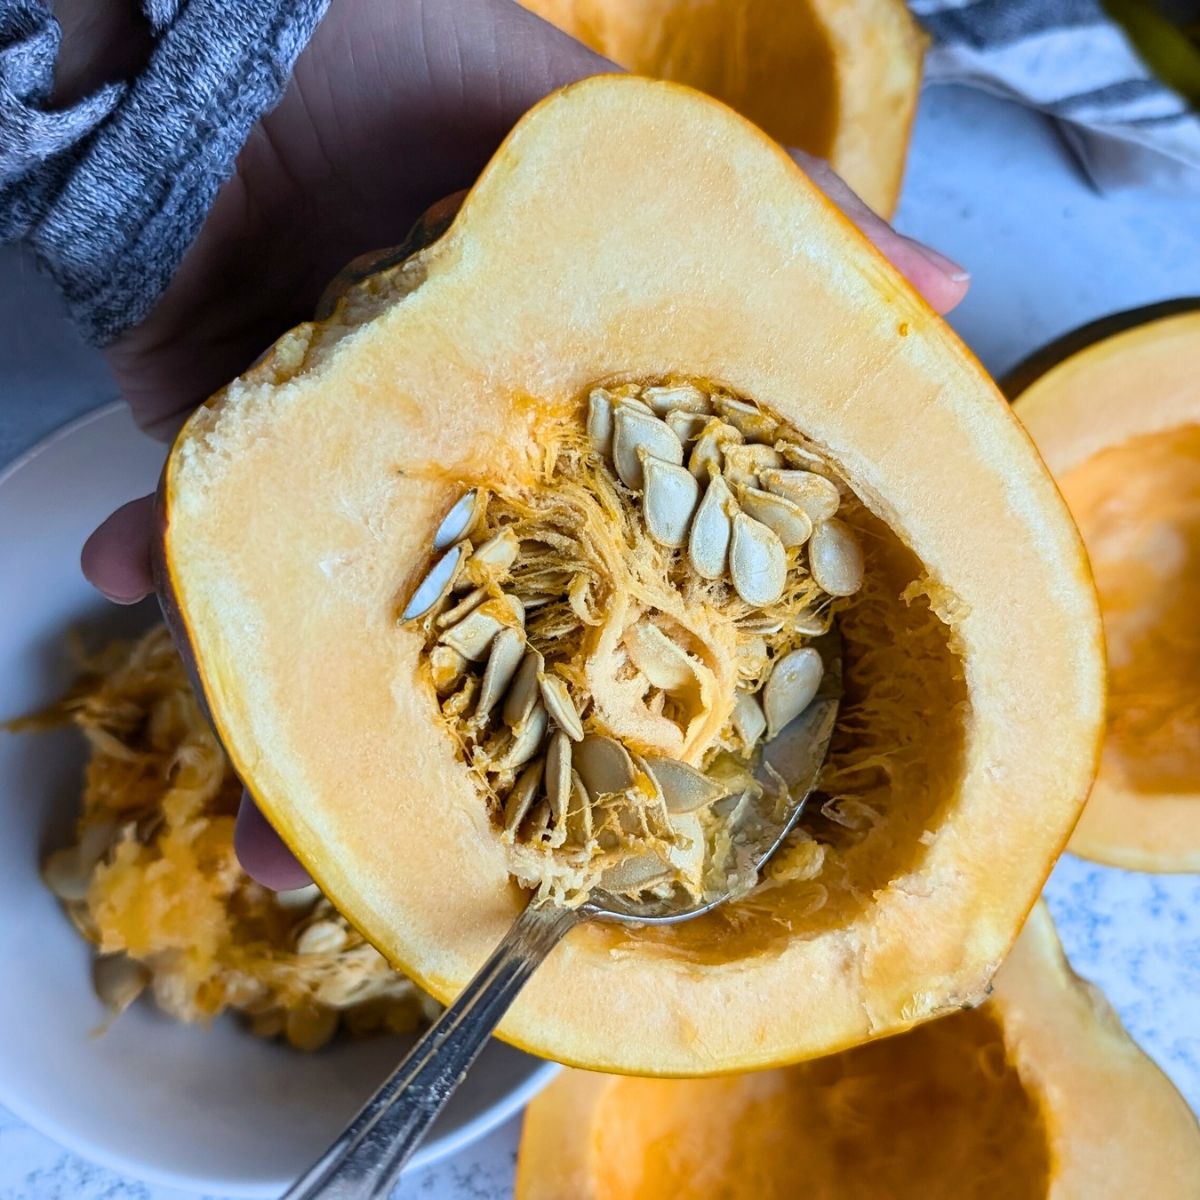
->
[0,404,557,1196]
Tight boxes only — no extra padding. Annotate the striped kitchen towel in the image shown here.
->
[910,0,1200,191]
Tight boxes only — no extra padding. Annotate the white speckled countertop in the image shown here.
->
[2,84,1199,1199]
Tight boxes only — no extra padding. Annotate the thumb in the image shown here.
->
[791,150,970,316]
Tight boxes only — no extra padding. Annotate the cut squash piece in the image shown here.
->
[516,904,1200,1200]
[518,0,924,215]
[1011,301,1200,872]
[159,77,1103,1074]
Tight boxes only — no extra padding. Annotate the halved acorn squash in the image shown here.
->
[158,76,1103,1074]
[515,904,1200,1199]
[517,0,924,215]
[1011,301,1200,873]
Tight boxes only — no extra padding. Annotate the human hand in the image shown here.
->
[80,0,969,888]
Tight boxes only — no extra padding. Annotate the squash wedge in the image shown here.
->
[1012,301,1200,872]
[159,77,1103,1073]
[516,904,1200,1199]
[518,0,925,215]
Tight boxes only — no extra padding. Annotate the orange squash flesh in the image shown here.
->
[159,77,1103,1074]
[518,0,924,216]
[1012,302,1200,872]
[516,905,1200,1199]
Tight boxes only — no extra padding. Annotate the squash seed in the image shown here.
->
[642,454,701,548]
[544,731,573,848]
[429,645,469,694]
[601,853,670,893]
[665,409,709,445]
[612,407,683,490]
[809,518,864,596]
[566,770,593,844]
[442,674,480,719]
[440,594,524,660]
[575,735,637,796]
[526,798,554,843]
[92,953,151,1015]
[503,647,544,728]
[476,627,526,719]
[43,846,91,902]
[759,468,841,522]
[779,442,834,475]
[470,527,520,575]
[713,395,777,441]
[275,882,322,912]
[737,485,814,548]
[434,490,482,549]
[587,388,614,457]
[792,609,829,637]
[730,512,787,606]
[503,757,545,837]
[642,383,710,416]
[721,443,783,491]
[402,543,465,620]
[436,586,486,629]
[285,1004,338,1052]
[732,690,768,747]
[688,418,743,480]
[539,672,584,741]
[493,702,548,771]
[688,473,736,579]
[624,621,696,691]
[642,756,726,813]
[763,647,824,740]
[296,919,349,956]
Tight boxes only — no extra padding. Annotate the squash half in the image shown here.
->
[159,77,1103,1073]
[518,0,924,216]
[516,904,1200,1199]
[1011,301,1200,872]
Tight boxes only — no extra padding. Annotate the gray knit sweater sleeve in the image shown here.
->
[0,0,328,344]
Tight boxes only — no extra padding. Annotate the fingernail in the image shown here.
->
[97,586,152,606]
[913,242,970,283]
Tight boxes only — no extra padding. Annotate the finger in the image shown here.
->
[235,790,313,890]
[81,495,156,603]
[791,150,970,316]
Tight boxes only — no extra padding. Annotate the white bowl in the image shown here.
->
[0,404,556,1196]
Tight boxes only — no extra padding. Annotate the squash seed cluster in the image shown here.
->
[403,380,864,905]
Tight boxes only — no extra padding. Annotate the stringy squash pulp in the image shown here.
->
[21,628,435,1050]
[1012,303,1200,872]
[160,78,1103,1073]
[516,906,1200,1199]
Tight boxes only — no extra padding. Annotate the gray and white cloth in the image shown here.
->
[0,0,328,344]
[0,0,1197,346]
[911,0,1200,192]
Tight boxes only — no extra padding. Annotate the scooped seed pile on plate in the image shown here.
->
[21,627,437,1051]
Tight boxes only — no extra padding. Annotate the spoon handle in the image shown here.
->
[283,900,582,1200]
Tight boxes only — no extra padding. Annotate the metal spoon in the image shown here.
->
[284,629,843,1200]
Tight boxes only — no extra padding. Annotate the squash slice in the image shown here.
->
[159,77,1103,1073]
[516,904,1200,1199]
[518,0,925,215]
[1012,301,1200,872]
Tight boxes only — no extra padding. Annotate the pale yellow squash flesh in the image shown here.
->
[1014,306,1200,872]
[161,77,1103,1073]
[518,0,925,215]
[516,905,1200,1199]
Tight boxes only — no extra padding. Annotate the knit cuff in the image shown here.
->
[0,0,329,344]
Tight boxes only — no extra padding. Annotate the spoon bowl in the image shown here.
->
[583,627,843,926]
[286,628,844,1198]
